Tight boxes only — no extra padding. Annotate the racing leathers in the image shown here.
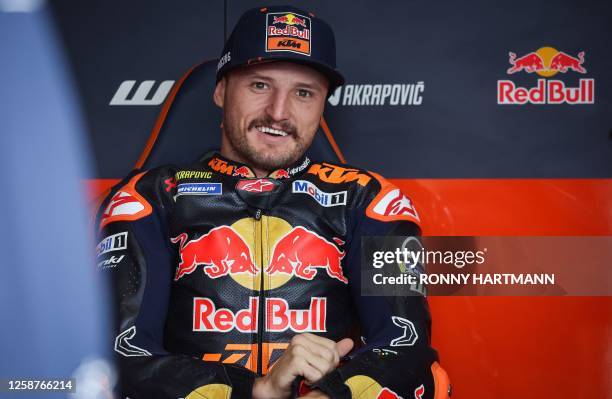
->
[95,152,446,399]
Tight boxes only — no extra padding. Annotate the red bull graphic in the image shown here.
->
[414,384,425,399]
[233,166,253,178]
[498,46,594,105]
[377,387,404,399]
[266,11,311,56]
[266,226,347,284]
[193,296,326,333]
[173,221,347,286]
[550,51,586,73]
[507,52,544,74]
[498,78,594,105]
[172,226,257,280]
[273,13,307,27]
[274,169,290,179]
[236,179,275,193]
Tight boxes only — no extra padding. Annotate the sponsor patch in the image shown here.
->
[497,46,594,105]
[202,342,289,374]
[164,177,177,192]
[266,12,311,56]
[175,170,213,180]
[97,255,125,270]
[292,180,346,207]
[271,157,311,179]
[216,51,231,71]
[307,163,371,186]
[193,296,326,333]
[99,172,152,230]
[96,232,128,257]
[177,183,222,196]
[208,157,236,176]
[236,179,276,193]
[233,166,254,178]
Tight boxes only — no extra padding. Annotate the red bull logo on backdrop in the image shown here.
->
[172,217,347,289]
[497,46,594,105]
[266,12,311,56]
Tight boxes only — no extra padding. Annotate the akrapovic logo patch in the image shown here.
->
[328,82,425,107]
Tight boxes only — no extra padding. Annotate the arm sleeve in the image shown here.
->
[312,176,449,399]
[95,170,256,399]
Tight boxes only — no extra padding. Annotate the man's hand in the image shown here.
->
[252,333,353,399]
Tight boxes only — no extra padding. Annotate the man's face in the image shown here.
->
[214,61,329,173]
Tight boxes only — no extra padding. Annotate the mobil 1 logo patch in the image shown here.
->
[293,180,346,207]
[96,232,128,257]
[176,183,222,196]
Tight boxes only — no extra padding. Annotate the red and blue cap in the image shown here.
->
[216,5,345,93]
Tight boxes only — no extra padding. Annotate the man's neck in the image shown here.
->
[219,147,270,178]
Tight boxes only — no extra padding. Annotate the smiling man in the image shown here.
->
[96,5,448,399]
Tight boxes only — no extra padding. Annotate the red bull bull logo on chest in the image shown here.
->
[172,221,347,286]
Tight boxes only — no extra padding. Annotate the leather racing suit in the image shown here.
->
[95,152,444,399]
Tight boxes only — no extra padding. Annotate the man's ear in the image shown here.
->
[213,77,226,108]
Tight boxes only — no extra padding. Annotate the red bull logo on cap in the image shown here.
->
[266,11,311,56]
[498,46,594,105]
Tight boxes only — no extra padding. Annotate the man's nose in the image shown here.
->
[265,89,291,121]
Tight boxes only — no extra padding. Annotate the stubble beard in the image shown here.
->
[222,114,311,171]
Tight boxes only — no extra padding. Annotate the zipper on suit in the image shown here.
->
[253,208,265,375]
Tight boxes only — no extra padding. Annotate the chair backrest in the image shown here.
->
[136,59,344,170]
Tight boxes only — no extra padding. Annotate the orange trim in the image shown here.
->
[431,361,451,399]
[202,353,222,362]
[133,61,212,170]
[98,172,152,230]
[320,116,346,163]
[222,353,246,364]
[366,172,421,224]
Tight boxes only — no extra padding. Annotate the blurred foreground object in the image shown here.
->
[0,3,114,398]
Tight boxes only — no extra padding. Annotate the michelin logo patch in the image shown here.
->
[177,183,222,196]
[293,180,347,207]
[97,232,128,257]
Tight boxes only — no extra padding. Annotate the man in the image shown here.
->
[96,5,449,399]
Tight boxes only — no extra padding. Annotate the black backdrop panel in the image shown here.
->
[51,0,612,178]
